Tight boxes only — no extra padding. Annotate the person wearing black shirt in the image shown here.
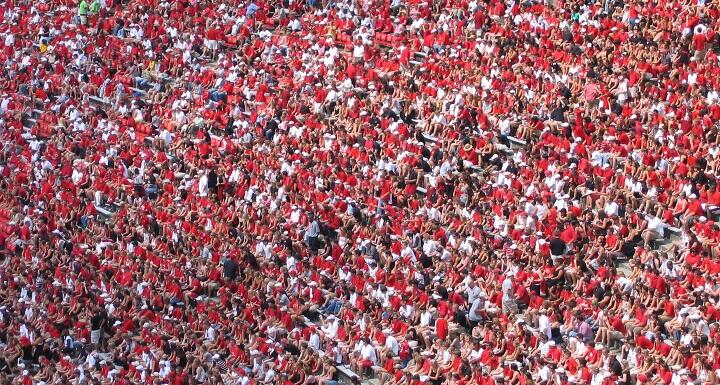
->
[90,308,107,348]
[608,351,622,376]
[208,169,218,196]
[245,249,259,270]
[549,230,567,260]
[222,258,239,280]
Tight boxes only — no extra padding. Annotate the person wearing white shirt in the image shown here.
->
[289,18,301,31]
[286,255,297,272]
[422,239,438,256]
[254,239,271,259]
[71,167,84,185]
[536,203,549,220]
[289,205,301,223]
[458,237,474,255]
[351,337,378,374]
[289,123,303,138]
[468,343,482,363]
[680,331,693,346]
[466,281,483,305]
[538,311,552,338]
[573,339,588,358]
[400,242,416,262]
[263,365,276,383]
[198,171,209,197]
[308,329,321,351]
[660,260,677,280]
[398,303,414,319]
[382,330,399,356]
[338,266,352,282]
[603,199,619,217]
[426,205,441,222]
[419,309,432,327]
[468,296,485,324]
[524,198,537,215]
[352,43,364,61]
[205,325,216,341]
[361,340,378,364]
[537,362,552,382]
[643,210,666,246]
[322,317,339,340]
[590,371,607,385]
[554,196,568,211]
[85,352,97,369]
[439,159,453,176]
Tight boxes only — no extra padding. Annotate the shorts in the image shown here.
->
[90,329,102,344]
[646,231,662,241]
[360,359,374,368]
[206,39,218,50]
[307,236,321,252]
[502,299,518,315]
[610,331,624,341]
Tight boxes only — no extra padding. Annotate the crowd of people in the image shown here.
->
[1,0,720,384]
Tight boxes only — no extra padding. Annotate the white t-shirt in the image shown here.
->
[361,343,377,364]
[308,332,321,351]
[352,44,364,59]
[647,216,665,235]
[604,201,619,216]
[385,335,399,356]
[502,277,513,301]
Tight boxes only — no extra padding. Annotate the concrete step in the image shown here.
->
[129,86,147,96]
[362,378,380,385]
[88,95,110,106]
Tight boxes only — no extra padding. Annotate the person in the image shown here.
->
[89,307,106,348]
[222,257,238,281]
[305,213,321,254]
[467,293,485,327]
[549,230,567,261]
[77,0,89,25]
[198,170,209,197]
[502,272,518,315]
[643,210,666,247]
[90,0,100,15]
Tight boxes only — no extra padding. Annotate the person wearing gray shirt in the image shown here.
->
[304,212,321,253]
[468,295,485,327]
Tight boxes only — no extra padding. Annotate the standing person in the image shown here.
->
[467,292,485,328]
[88,0,101,28]
[207,168,218,197]
[90,0,100,15]
[77,0,89,25]
[549,230,567,262]
[304,212,321,254]
[502,271,518,315]
[198,170,209,197]
[89,305,106,349]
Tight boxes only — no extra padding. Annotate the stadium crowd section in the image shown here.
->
[1,0,720,384]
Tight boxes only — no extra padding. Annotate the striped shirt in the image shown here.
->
[213,357,228,373]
